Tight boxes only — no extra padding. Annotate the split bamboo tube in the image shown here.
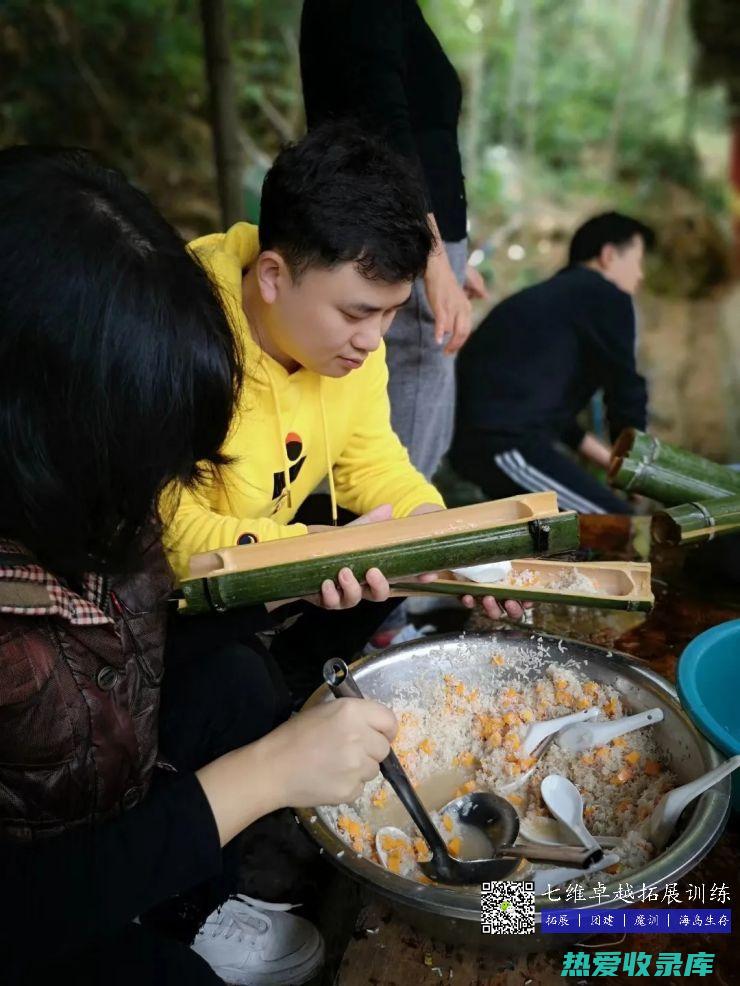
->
[608,429,740,505]
[392,559,653,612]
[180,493,579,613]
[652,495,740,546]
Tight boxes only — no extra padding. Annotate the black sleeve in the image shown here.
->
[583,288,648,442]
[560,419,586,450]
[346,0,430,200]
[0,772,222,963]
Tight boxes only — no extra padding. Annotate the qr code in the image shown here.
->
[481,881,535,935]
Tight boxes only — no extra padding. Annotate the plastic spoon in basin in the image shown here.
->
[520,815,621,849]
[643,754,740,851]
[556,707,664,754]
[323,659,602,882]
[520,708,600,757]
[540,774,604,863]
[497,708,600,796]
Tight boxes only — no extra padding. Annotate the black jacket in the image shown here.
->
[300,0,467,242]
[451,267,648,463]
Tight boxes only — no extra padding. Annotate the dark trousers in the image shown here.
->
[453,440,633,515]
[34,614,292,986]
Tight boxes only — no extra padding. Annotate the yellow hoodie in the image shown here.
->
[163,222,444,581]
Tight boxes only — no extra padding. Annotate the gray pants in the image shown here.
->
[385,239,468,480]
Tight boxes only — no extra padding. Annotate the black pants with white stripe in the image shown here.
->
[453,441,634,515]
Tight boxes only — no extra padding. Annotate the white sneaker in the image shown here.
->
[191,894,324,985]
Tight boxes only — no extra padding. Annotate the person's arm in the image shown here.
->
[0,771,223,960]
[577,431,612,468]
[346,1,471,353]
[584,289,648,442]
[331,345,445,518]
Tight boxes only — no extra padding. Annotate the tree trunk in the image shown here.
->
[200,0,243,227]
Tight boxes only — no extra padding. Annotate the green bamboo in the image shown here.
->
[392,580,653,612]
[609,429,740,505]
[652,495,740,546]
[180,513,580,613]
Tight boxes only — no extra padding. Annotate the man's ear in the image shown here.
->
[256,250,289,304]
[598,243,617,271]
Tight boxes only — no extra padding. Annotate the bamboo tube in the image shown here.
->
[392,559,653,612]
[179,494,579,614]
[608,429,740,505]
[652,495,740,546]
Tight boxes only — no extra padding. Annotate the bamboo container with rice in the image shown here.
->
[609,429,740,505]
[652,495,740,546]
[179,493,580,614]
[392,558,654,612]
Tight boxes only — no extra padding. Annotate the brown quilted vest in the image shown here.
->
[0,537,173,841]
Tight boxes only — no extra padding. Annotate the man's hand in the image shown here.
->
[578,432,612,469]
[463,264,490,301]
[424,248,472,355]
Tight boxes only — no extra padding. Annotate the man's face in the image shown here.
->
[263,260,412,376]
[602,235,645,295]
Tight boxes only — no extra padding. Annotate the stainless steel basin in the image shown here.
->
[296,628,730,950]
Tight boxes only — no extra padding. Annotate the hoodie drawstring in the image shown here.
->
[319,378,339,527]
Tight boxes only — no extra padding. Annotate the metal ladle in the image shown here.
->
[322,658,603,885]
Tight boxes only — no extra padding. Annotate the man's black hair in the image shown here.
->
[259,122,433,282]
[569,212,656,266]
[0,146,242,578]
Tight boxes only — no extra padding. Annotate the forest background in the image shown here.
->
[2,0,739,460]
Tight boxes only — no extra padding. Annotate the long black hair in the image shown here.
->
[0,146,242,577]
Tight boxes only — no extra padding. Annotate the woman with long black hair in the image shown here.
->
[0,146,396,986]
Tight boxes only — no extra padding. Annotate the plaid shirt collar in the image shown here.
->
[0,540,113,626]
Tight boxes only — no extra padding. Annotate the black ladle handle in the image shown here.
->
[322,658,450,860]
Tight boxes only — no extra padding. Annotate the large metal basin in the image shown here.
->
[296,628,730,951]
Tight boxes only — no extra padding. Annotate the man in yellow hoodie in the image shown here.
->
[164,126,522,664]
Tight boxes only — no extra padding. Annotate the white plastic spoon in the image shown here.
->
[375,826,419,877]
[531,851,620,896]
[540,775,603,858]
[519,815,621,849]
[644,754,740,851]
[520,708,600,757]
[556,707,664,754]
[451,561,512,583]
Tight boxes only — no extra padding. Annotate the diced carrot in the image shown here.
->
[467,689,479,703]
[612,767,633,785]
[442,814,453,833]
[372,788,389,808]
[625,751,640,765]
[503,711,520,726]
[605,864,620,875]
[507,793,524,806]
[418,738,435,755]
[583,681,599,695]
[595,747,611,760]
[338,815,363,839]
[575,697,591,710]
[418,874,433,885]
[487,730,503,749]
[645,759,662,776]
[581,753,595,766]
[447,837,462,857]
[386,852,402,874]
[453,751,477,768]
[491,654,505,666]
[520,708,534,723]
[617,800,631,813]
[612,737,627,748]
[454,682,465,696]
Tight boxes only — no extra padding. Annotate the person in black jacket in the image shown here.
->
[300,0,488,481]
[450,213,655,514]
